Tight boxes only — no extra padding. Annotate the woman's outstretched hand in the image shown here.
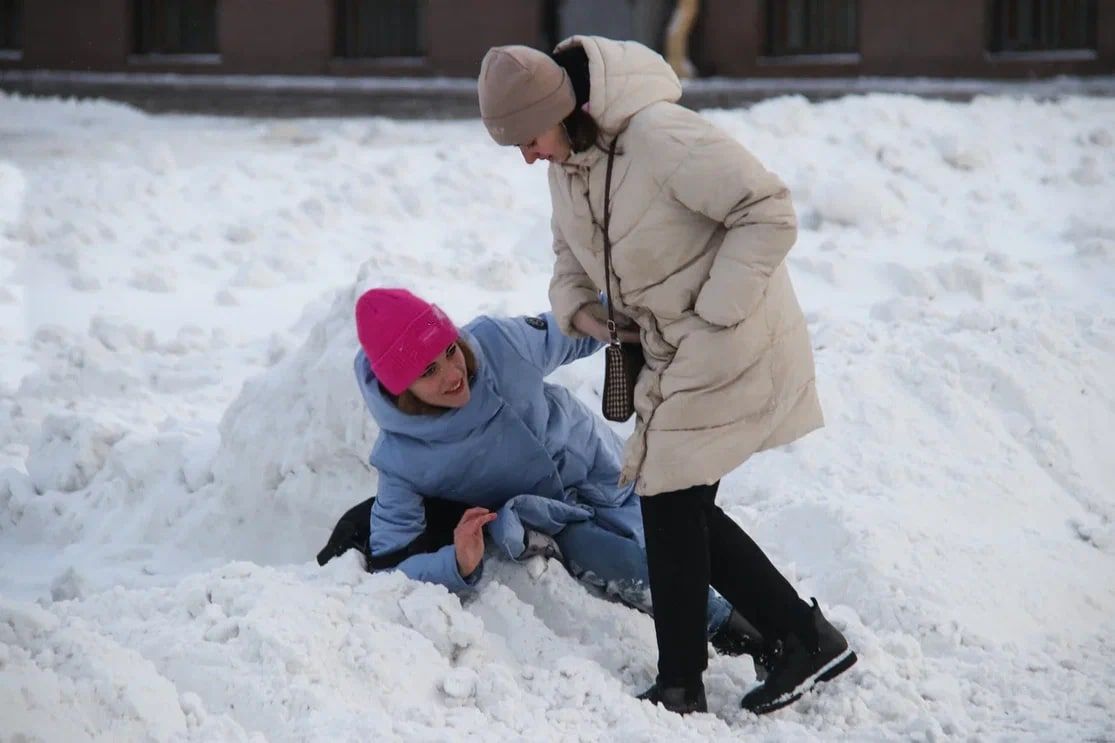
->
[454,507,497,578]
[572,306,640,344]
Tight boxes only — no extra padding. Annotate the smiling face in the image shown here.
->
[407,341,471,409]
[518,123,571,165]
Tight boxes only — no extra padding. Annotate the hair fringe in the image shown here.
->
[381,339,478,416]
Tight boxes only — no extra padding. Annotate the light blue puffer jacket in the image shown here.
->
[354,313,638,592]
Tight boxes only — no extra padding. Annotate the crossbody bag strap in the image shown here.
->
[601,136,620,345]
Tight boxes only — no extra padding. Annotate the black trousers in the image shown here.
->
[640,481,812,687]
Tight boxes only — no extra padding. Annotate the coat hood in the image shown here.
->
[555,35,681,136]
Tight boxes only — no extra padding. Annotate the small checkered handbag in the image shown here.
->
[600,137,645,423]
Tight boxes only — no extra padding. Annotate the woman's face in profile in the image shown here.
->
[408,342,471,409]
[518,124,571,165]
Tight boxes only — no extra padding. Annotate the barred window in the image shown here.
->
[766,0,858,56]
[335,0,427,58]
[988,0,1096,53]
[0,0,22,52]
[134,0,219,55]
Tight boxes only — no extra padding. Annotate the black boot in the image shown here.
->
[709,609,777,681]
[740,599,857,715]
[637,678,708,715]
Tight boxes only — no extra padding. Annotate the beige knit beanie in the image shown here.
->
[478,45,576,146]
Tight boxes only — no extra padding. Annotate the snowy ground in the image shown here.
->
[1,91,1113,741]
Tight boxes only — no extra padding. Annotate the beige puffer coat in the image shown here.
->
[547,36,824,496]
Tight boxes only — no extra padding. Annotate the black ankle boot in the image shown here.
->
[740,598,857,715]
[710,609,777,681]
[637,678,707,715]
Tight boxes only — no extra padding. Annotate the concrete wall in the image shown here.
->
[19,0,130,69]
[2,0,1112,78]
[3,0,545,75]
[425,0,545,76]
[220,0,333,74]
[692,0,1115,78]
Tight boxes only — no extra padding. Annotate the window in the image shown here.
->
[766,0,858,57]
[988,0,1096,53]
[335,0,427,58]
[134,0,219,55]
[0,0,22,52]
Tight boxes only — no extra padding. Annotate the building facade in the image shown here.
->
[1,0,1112,79]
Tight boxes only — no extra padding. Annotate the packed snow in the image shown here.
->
[1,90,1113,741]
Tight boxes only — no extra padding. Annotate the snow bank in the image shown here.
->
[177,278,377,565]
[3,553,761,741]
[0,596,254,741]
[1,90,1113,739]
[0,161,25,232]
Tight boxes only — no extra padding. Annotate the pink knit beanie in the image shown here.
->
[355,288,460,395]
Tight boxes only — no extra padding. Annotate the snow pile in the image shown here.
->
[0,161,25,230]
[177,279,376,565]
[1,91,1113,740]
[1,596,254,741]
[0,160,28,377]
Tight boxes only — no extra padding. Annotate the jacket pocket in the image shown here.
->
[653,325,775,431]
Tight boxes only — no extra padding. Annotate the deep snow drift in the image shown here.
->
[1,91,1113,741]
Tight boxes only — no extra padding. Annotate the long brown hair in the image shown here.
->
[563,108,603,154]
[552,45,606,154]
[380,339,478,416]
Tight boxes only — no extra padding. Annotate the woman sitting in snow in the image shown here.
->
[352,287,772,671]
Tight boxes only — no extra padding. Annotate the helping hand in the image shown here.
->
[572,306,640,344]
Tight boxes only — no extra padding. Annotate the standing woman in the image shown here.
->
[478,37,856,715]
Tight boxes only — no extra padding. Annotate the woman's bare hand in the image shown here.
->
[573,306,640,344]
[454,507,497,578]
